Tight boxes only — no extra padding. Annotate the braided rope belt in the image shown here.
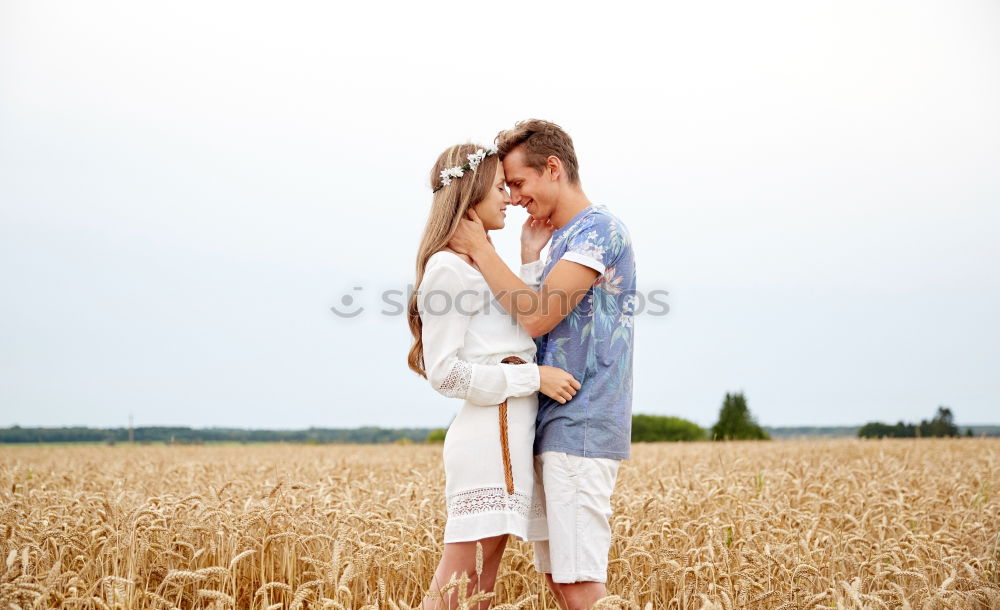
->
[498,355,528,495]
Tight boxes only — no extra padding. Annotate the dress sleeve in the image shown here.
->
[519,259,545,290]
[419,260,540,406]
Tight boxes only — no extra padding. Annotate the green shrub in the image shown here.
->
[425,428,447,443]
[631,414,706,442]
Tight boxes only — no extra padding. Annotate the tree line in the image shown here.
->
[857,406,974,438]
[3,399,986,444]
[0,426,431,444]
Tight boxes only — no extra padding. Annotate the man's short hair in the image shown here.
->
[495,119,580,184]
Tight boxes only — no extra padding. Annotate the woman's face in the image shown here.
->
[472,161,511,231]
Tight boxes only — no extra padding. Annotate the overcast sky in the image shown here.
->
[1,1,998,430]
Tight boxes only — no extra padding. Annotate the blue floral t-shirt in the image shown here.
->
[519,204,636,460]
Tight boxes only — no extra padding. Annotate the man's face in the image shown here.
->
[502,147,555,220]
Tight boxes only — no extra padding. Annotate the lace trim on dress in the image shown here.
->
[439,360,472,398]
[447,486,546,520]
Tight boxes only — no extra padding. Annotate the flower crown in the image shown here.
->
[432,144,499,193]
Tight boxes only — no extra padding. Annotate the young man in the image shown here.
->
[447,119,636,610]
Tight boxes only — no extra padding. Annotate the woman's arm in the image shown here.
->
[419,261,540,406]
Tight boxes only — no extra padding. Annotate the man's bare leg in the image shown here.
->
[543,573,568,610]
[557,581,607,610]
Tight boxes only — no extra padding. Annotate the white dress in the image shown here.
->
[418,250,548,543]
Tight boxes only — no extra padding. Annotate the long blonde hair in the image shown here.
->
[407,143,499,378]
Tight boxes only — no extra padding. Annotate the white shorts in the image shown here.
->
[532,451,621,583]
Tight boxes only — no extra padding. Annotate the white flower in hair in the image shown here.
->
[467,149,486,171]
[434,145,497,192]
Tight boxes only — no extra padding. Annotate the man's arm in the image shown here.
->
[477,250,599,338]
[449,210,599,338]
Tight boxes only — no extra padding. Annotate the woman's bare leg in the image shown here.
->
[473,534,509,608]
[422,534,509,610]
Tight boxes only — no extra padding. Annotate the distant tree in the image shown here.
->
[631,414,705,442]
[426,428,447,443]
[918,406,959,438]
[966,428,974,438]
[710,392,769,441]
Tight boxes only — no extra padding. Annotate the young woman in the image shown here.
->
[407,143,580,609]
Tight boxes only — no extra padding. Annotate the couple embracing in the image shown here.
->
[406,120,636,610]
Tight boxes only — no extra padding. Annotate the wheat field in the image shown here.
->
[1,439,998,609]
